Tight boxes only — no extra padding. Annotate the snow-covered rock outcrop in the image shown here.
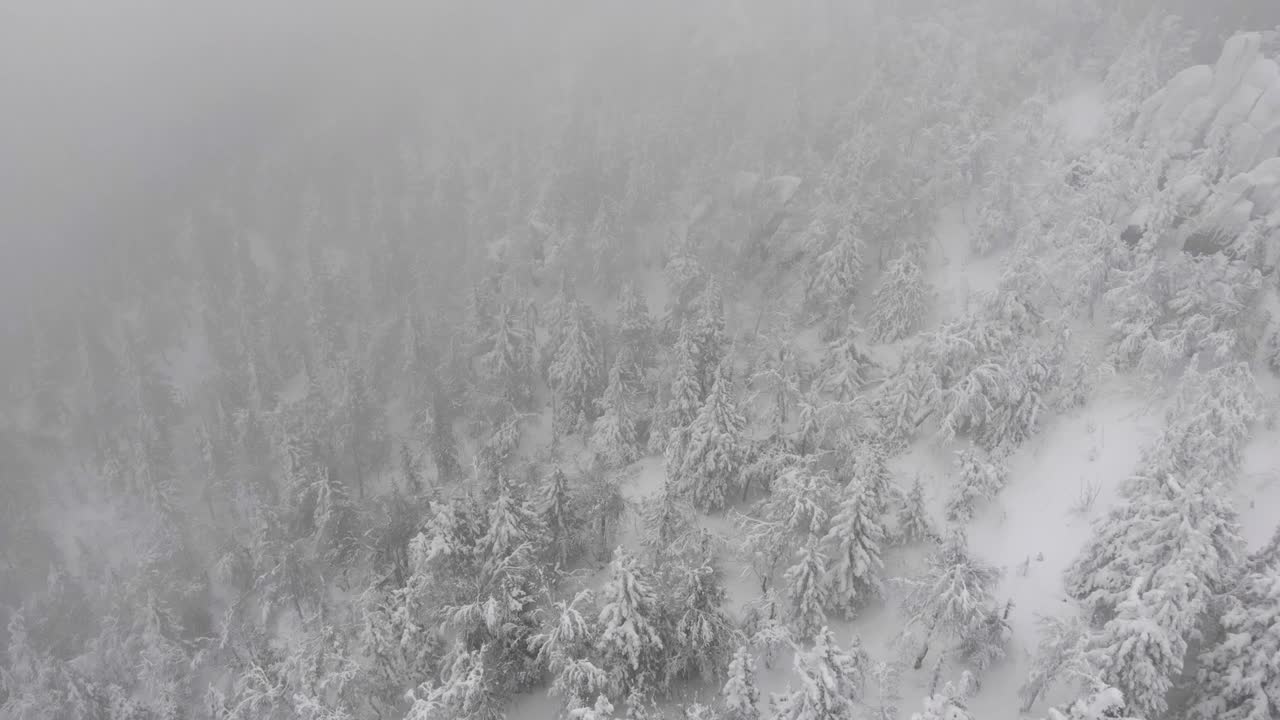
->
[1135,31,1280,258]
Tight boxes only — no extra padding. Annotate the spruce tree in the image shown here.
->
[540,466,577,569]
[722,646,761,720]
[550,299,602,435]
[479,485,543,565]
[868,255,929,342]
[945,450,1008,523]
[640,477,697,564]
[897,476,935,544]
[656,319,706,457]
[771,627,867,720]
[784,542,830,640]
[592,354,641,468]
[805,227,866,321]
[482,300,536,410]
[596,548,665,694]
[898,528,1001,670]
[667,561,737,684]
[615,282,655,391]
[690,279,727,398]
[674,362,747,511]
[1020,615,1093,712]
[1192,546,1280,720]
[821,479,887,617]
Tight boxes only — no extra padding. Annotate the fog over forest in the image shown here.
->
[3,2,1280,720]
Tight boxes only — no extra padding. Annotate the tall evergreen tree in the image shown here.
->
[822,480,887,617]
[1193,537,1280,720]
[596,548,665,695]
[721,646,761,720]
[592,354,641,468]
[482,300,536,410]
[771,627,867,720]
[690,280,728,399]
[615,282,655,392]
[667,561,738,684]
[868,255,929,342]
[898,528,1001,669]
[550,299,602,435]
[673,362,747,511]
[539,466,578,569]
[784,542,830,640]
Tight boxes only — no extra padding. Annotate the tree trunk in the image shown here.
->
[355,455,365,500]
[598,516,608,560]
[913,624,936,670]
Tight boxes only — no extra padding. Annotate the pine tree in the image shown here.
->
[537,590,603,710]
[868,255,929,342]
[690,280,728,398]
[771,627,867,720]
[1192,545,1280,720]
[784,542,830,640]
[673,362,747,511]
[656,320,706,457]
[551,299,602,435]
[749,336,804,441]
[844,440,892,514]
[339,359,383,499]
[569,695,617,720]
[869,660,903,720]
[1043,684,1142,720]
[897,477,936,544]
[911,671,976,720]
[897,528,1001,670]
[945,450,1008,523]
[406,646,504,720]
[640,477,697,564]
[1066,469,1242,628]
[721,646,761,720]
[667,561,738,684]
[578,467,627,561]
[592,354,641,468]
[534,588,595,667]
[313,464,359,568]
[816,324,876,402]
[483,300,536,410]
[957,601,1012,680]
[805,227,866,320]
[615,282,655,391]
[1020,614,1094,712]
[429,384,462,485]
[1088,579,1180,720]
[821,480,887,617]
[596,548,665,695]
[539,466,578,569]
[479,485,542,565]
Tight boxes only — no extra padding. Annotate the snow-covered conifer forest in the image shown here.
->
[5,1,1280,719]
